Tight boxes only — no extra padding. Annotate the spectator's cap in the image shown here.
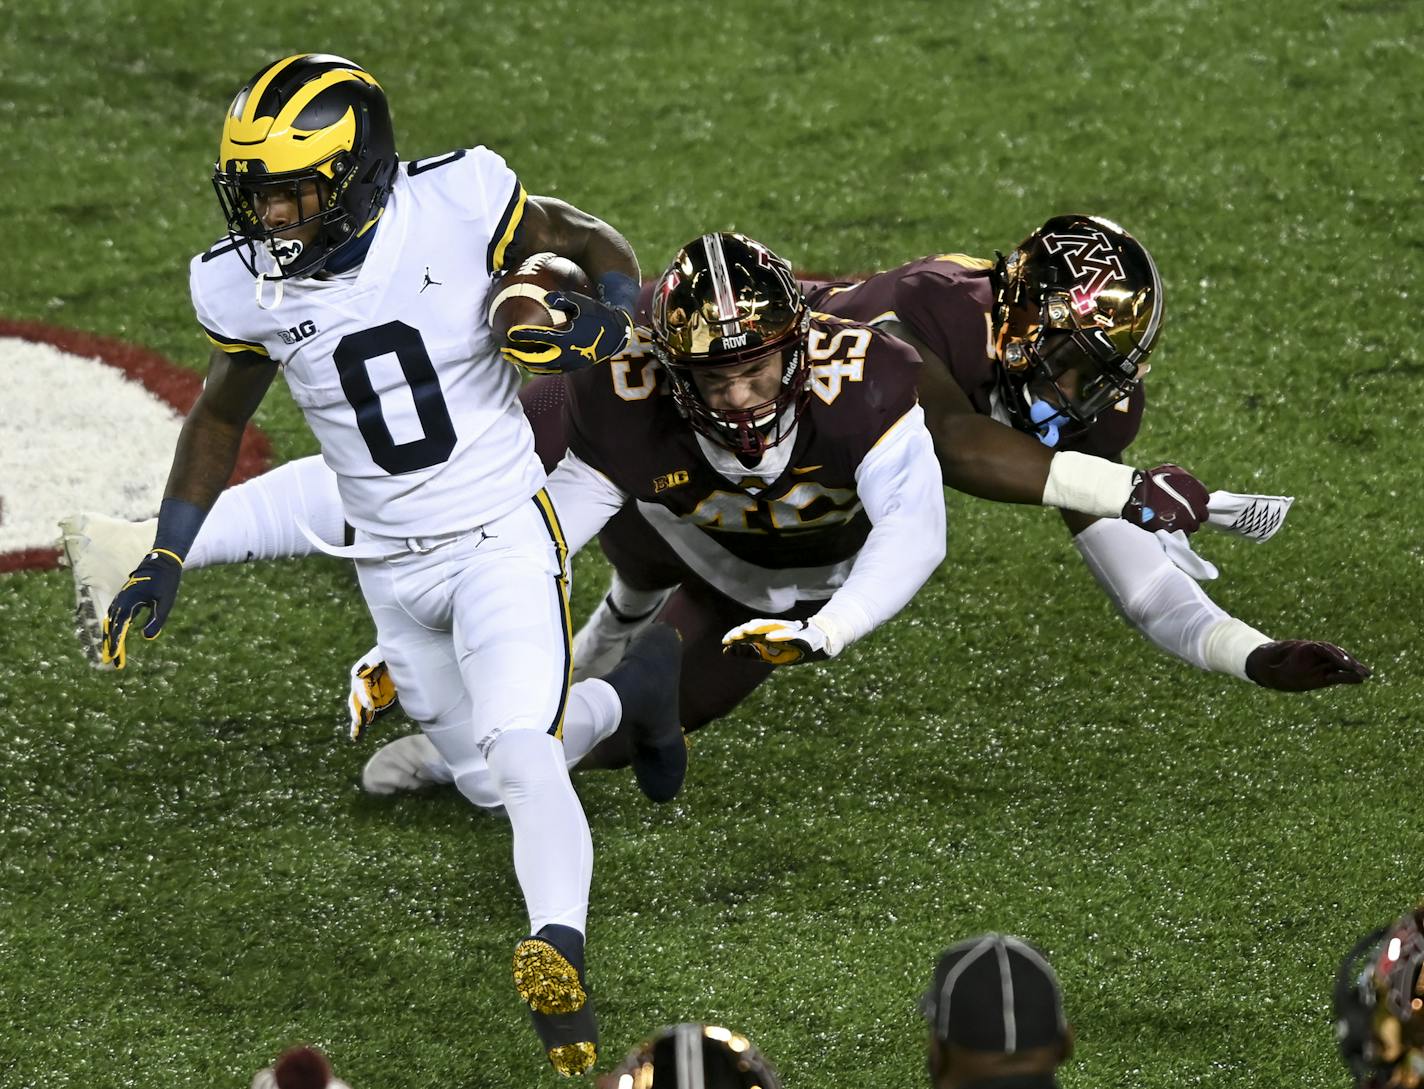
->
[920,933,1068,1052]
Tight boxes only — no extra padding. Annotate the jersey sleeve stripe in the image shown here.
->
[487,181,527,275]
[932,253,996,271]
[865,403,919,454]
[201,325,270,356]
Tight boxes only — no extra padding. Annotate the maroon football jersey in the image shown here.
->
[803,254,1144,461]
[563,315,922,572]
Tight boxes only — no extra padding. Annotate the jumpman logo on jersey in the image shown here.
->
[420,266,442,293]
[475,527,498,548]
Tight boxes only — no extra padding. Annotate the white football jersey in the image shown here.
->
[189,146,544,536]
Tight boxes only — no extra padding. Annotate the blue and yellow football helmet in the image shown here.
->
[212,53,397,278]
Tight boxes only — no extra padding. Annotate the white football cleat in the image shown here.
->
[58,512,157,670]
[570,589,672,683]
[360,733,454,795]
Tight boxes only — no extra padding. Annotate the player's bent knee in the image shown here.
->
[485,729,571,806]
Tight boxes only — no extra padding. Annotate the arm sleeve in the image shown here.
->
[810,404,947,651]
[1072,517,1271,679]
[544,450,629,557]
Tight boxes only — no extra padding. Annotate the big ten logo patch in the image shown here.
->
[278,319,318,345]
[653,469,690,493]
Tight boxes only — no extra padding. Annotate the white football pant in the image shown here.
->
[352,493,591,935]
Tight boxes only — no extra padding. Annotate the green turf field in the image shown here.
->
[3,2,1422,1086]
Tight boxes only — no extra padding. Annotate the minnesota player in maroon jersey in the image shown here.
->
[789,214,1368,692]
[533,231,949,750]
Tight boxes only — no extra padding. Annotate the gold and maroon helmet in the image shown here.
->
[603,1023,781,1089]
[650,232,811,458]
[212,54,397,279]
[992,214,1163,446]
[1336,907,1424,1088]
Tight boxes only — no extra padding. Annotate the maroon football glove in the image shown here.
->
[1122,463,1210,534]
[1245,640,1372,691]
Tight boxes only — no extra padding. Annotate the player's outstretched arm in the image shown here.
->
[500,196,640,372]
[723,407,947,667]
[1071,516,1370,691]
[915,341,1056,503]
[102,349,277,669]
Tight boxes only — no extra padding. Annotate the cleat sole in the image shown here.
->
[513,939,587,1014]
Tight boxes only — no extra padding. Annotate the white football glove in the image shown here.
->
[348,645,398,741]
[1206,490,1294,542]
[721,617,841,666]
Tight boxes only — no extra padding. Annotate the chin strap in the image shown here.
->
[254,270,284,310]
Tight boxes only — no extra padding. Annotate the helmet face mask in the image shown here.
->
[992,215,1163,447]
[214,171,338,272]
[650,233,811,459]
[212,54,397,279]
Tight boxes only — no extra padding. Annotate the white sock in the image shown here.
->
[187,456,345,570]
[483,729,593,934]
[606,572,670,620]
[560,679,622,763]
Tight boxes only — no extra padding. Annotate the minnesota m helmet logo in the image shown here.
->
[755,241,800,303]
[1042,227,1125,315]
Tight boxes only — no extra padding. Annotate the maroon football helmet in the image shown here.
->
[993,214,1163,446]
[650,232,811,458]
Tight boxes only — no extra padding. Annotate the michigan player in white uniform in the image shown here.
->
[98,53,645,1076]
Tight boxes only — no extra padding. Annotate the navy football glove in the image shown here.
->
[101,548,184,670]
[503,289,632,374]
[1122,463,1210,535]
[1246,640,1372,691]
